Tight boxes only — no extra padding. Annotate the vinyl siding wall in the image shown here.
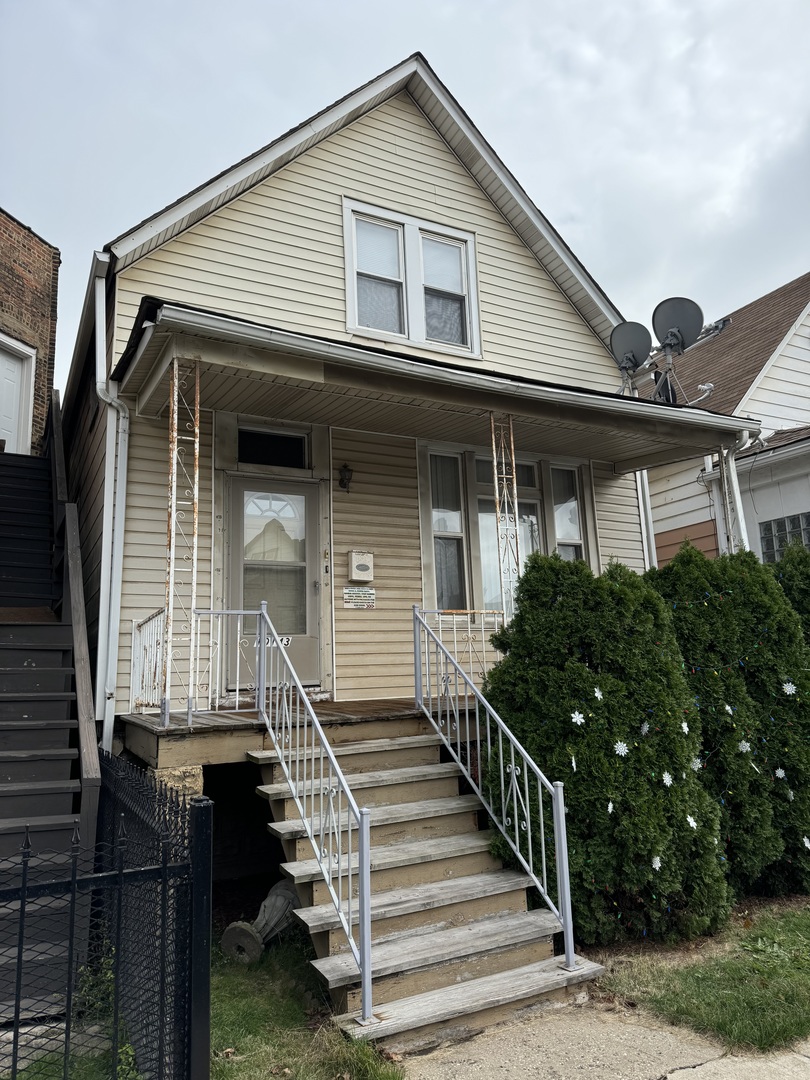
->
[742,312,810,432]
[331,429,422,699]
[114,411,214,713]
[591,464,646,572]
[65,376,107,660]
[113,93,617,393]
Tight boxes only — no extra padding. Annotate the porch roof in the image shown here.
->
[115,300,760,475]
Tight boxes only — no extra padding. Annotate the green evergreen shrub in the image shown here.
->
[770,540,810,644]
[649,544,810,896]
[485,554,730,945]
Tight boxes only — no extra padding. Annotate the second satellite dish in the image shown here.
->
[652,297,703,354]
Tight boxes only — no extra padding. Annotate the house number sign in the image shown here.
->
[343,587,376,609]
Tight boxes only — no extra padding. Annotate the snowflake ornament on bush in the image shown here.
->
[614,741,629,757]
[662,771,673,787]
[652,856,661,871]
[803,836,810,850]
[690,757,702,772]
[681,721,689,734]
[775,768,786,780]
[724,704,734,715]
[738,740,751,753]
[640,721,650,736]
[687,814,698,830]
[571,710,585,726]
[783,681,797,696]
[594,687,603,701]
[607,801,613,814]
[571,756,576,772]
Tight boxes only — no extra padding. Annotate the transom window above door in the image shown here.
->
[344,200,480,355]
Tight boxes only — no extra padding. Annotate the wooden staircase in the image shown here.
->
[249,706,601,1052]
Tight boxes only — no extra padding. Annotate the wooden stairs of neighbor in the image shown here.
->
[0,437,100,1018]
[249,703,601,1052]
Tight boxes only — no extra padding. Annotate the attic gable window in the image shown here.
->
[345,200,480,355]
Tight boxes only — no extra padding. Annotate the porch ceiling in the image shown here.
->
[118,311,759,474]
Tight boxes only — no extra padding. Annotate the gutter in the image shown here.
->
[91,254,132,751]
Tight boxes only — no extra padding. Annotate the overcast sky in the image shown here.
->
[2,0,809,390]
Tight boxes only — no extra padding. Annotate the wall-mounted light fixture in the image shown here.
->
[338,463,353,492]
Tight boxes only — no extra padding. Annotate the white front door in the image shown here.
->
[230,479,320,685]
[0,350,23,453]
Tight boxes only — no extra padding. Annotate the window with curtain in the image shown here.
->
[346,201,479,353]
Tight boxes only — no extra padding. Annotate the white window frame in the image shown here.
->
[343,199,481,357]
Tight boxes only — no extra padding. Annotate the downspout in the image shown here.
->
[636,470,657,569]
[722,430,751,553]
[92,255,131,751]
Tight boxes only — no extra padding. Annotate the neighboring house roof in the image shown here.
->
[646,271,810,416]
[737,424,810,459]
[102,52,622,349]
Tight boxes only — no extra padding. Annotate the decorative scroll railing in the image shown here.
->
[413,606,577,970]
[420,609,505,688]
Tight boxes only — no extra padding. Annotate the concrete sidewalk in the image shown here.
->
[402,1003,810,1079]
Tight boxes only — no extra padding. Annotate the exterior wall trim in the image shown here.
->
[0,328,36,454]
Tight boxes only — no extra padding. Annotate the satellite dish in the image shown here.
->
[610,322,652,372]
[652,297,703,353]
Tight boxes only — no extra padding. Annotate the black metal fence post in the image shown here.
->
[188,795,213,1080]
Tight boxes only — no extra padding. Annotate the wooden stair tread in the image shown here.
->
[282,831,496,884]
[0,749,77,761]
[0,780,80,795]
[0,814,78,833]
[0,720,77,729]
[258,762,460,801]
[248,733,442,764]
[0,691,75,701]
[337,955,604,1040]
[313,909,562,988]
[296,869,530,934]
[268,794,480,840]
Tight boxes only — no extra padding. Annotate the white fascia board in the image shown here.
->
[736,299,810,414]
[152,303,755,443]
[715,439,810,479]
[109,61,421,264]
[413,67,623,332]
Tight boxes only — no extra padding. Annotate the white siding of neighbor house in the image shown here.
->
[113,412,214,714]
[740,310,810,434]
[112,93,618,393]
[331,429,422,700]
[739,460,810,561]
[647,459,714,535]
[591,464,646,572]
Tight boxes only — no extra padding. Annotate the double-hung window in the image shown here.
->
[345,200,479,354]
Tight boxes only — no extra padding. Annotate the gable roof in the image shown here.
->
[103,52,622,348]
[653,271,810,416]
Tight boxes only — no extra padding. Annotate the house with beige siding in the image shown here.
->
[647,272,810,565]
[58,53,759,1042]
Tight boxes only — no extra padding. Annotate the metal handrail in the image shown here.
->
[413,605,577,970]
[193,603,376,1024]
[420,609,505,687]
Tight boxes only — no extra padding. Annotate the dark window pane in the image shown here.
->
[358,275,404,333]
[761,521,773,537]
[789,516,802,531]
[557,543,583,562]
[516,463,537,488]
[434,536,466,609]
[425,289,467,345]
[238,430,307,469]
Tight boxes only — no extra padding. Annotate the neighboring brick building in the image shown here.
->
[0,208,60,455]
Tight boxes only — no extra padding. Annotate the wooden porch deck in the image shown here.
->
[119,698,421,770]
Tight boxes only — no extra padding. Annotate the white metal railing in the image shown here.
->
[193,604,376,1025]
[420,610,505,688]
[413,605,577,970]
[130,608,166,711]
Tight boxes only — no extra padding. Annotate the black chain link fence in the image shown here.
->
[0,752,212,1079]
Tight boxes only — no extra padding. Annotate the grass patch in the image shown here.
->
[211,928,405,1080]
[593,899,810,1052]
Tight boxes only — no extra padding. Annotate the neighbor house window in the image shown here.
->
[345,200,479,353]
[430,454,467,609]
[760,513,810,563]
